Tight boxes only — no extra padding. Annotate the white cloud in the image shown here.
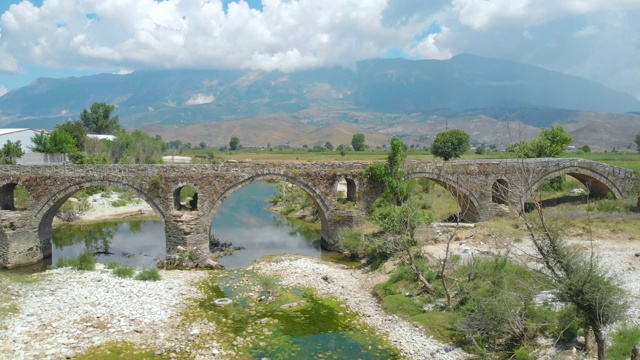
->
[0,85,7,96]
[0,0,639,99]
[185,93,216,106]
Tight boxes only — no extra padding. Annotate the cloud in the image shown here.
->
[0,0,640,99]
[0,85,7,96]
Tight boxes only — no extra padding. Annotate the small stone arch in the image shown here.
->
[0,179,29,210]
[36,180,167,260]
[172,183,200,211]
[335,177,357,203]
[405,172,482,222]
[206,173,331,242]
[492,179,509,205]
[525,166,622,202]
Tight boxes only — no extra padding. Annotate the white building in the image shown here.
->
[0,128,43,153]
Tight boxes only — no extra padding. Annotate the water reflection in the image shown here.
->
[52,220,165,268]
[49,182,320,269]
[212,182,321,269]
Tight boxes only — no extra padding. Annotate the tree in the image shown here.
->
[515,125,573,158]
[80,102,121,135]
[324,141,334,151]
[0,140,24,164]
[635,131,640,153]
[229,136,240,151]
[56,120,87,150]
[365,136,407,205]
[430,129,471,161]
[351,134,366,151]
[199,141,207,149]
[579,144,591,154]
[29,130,77,154]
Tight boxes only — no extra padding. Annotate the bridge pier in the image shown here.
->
[322,209,366,251]
[0,211,41,269]
[164,211,210,256]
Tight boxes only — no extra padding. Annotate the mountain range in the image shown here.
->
[1,54,639,150]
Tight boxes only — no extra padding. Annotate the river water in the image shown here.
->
[51,182,321,268]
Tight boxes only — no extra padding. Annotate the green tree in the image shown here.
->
[109,130,163,164]
[635,131,640,153]
[80,102,121,135]
[430,129,471,161]
[324,141,334,151]
[0,140,24,164]
[56,120,87,150]
[199,141,207,149]
[516,126,573,158]
[29,130,77,154]
[229,136,240,151]
[579,144,591,154]
[365,136,407,204]
[351,133,366,151]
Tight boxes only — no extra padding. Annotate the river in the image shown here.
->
[51,182,321,269]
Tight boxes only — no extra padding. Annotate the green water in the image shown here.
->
[199,269,401,359]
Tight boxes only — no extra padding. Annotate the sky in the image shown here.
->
[0,0,640,99]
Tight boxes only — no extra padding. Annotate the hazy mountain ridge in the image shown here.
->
[1,54,638,130]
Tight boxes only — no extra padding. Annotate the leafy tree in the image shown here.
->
[29,130,77,154]
[229,136,240,151]
[110,130,163,164]
[579,144,591,154]
[325,141,334,150]
[80,102,121,135]
[351,133,366,151]
[430,129,471,161]
[56,120,87,150]
[0,140,24,164]
[635,131,640,153]
[515,126,573,158]
[522,206,627,360]
[29,131,49,153]
[365,136,407,204]
[199,141,207,149]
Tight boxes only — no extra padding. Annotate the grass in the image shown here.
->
[56,252,97,270]
[112,265,135,279]
[608,324,640,360]
[134,268,161,281]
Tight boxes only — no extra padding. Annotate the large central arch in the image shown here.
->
[36,180,167,259]
[406,172,482,222]
[524,166,623,203]
[205,173,331,243]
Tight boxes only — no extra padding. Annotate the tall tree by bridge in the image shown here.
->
[80,102,121,135]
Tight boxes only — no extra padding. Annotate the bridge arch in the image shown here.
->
[0,179,30,210]
[334,176,358,203]
[524,166,623,202]
[205,173,331,242]
[35,180,167,259]
[171,183,200,211]
[405,172,481,222]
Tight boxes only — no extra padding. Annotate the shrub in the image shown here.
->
[135,268,161,281]
[112,265,135,278]
[513,346,535,360]
[608,325,640,360]
[111,199,128,207]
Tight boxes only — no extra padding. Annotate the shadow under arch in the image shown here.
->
[0,179,30,210]
[205,173,331,244]
[405,172,482,223]
[523,166,623,204]
[36,180,167,259]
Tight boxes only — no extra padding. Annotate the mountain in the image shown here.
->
[0,54,638,131]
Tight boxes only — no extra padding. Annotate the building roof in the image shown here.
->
[0,128,43,136]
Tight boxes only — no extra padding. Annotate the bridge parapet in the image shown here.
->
[0,158,637,269]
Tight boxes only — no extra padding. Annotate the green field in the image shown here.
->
[185,148,640,172]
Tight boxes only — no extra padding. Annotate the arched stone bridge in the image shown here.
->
[0,158,637,268]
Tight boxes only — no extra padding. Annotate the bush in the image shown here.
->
[513,346,535,360]
[56,252,97,271]
[112,265,135,278]
[111,199,128,207]
[135,268,161,281]
[608,325,640,360]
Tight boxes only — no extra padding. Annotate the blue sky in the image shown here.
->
[1,0,640,99]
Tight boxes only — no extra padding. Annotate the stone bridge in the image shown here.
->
[0,158,637,268]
